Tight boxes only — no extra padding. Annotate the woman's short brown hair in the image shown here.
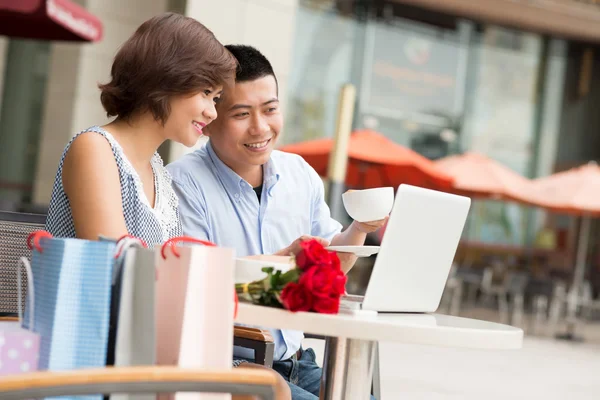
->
[99,12,237,124]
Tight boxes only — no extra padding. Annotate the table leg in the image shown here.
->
[319,337,376,400]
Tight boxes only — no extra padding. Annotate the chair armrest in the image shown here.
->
[233,326,275,368]
[0,366,278,400]
[234,326,274,343]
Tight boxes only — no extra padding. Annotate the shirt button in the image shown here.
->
[234,193,240,199]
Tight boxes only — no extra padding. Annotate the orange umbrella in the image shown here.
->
[279,130,454,190]
[531,161,600,333]
[532,161,600,216]
[434,152,551,208]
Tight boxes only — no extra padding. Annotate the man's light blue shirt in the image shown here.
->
[167,140,342,361]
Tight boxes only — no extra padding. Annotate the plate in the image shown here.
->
[326,245,380,257]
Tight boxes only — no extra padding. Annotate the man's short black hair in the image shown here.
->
[225,44,278,90]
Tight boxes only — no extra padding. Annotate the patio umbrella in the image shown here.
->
[434,152,551,208]
[279,130,454,191]
[532,161,600,337]
[0,0,103,42]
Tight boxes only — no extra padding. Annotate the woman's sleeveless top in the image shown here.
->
[45,126,182,246]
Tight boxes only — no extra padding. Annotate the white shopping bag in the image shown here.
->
[156,237,235,400]
[109,237,157,400]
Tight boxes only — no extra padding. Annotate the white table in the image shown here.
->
[236,303,523,400]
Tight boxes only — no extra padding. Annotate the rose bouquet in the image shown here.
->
[235,239,347,314]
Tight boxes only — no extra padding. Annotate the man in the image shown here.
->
[167,45,384,399]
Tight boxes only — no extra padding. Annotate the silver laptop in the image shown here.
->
[342,184,470,313]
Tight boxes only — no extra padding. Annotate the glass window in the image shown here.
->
[284,1,358,144]
[0,39,50,211]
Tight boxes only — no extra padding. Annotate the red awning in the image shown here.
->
[0,0,103,42]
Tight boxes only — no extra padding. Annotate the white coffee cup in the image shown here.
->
[342,187,394,222]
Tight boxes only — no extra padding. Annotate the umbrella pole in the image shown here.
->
[327,84,356,222]
[574,214,591,295]
[558,214,591,341]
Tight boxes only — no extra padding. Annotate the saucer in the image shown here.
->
[326,245,380,257]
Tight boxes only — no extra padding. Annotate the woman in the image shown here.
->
[45,12,290,400]
[45,12,233,245]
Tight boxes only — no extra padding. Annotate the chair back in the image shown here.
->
[0,211,46,315]
[505,271,530,295]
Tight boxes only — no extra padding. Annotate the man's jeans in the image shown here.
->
[272,348,376,400]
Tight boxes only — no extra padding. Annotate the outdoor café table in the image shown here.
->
[235,303,523,400]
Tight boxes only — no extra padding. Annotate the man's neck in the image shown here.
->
[238,165,263,188]
[209,142,264,187]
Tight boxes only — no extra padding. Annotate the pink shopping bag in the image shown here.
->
[156,237,235,400]
[0,257,40,376]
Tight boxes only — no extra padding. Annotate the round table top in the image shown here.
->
[235,303,523,350]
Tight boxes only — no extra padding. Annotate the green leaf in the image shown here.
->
[279,268,300,285]
[261,266,274,273]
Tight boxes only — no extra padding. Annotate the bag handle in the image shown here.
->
[17,257,35,329]
[160,236,216,259]
[112,235,149,285]
[21,230,51,328]
[160,236,238,318]
[27,230,53,253]
[114,234,148,259]
[234,291,238,319]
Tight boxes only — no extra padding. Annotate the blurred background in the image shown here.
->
[3,0,600,398]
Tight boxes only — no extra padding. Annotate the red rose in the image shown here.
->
[329,251,341,271]
[298,265,318,290]
[280,282,313,312]
[312,293,340,314]
[332,271,347,296]
[300,265,346,296]
[295,239,332,270]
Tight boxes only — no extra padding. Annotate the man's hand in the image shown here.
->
[351,217,388,234]
[273,235,330,257]
[329,217,388,274]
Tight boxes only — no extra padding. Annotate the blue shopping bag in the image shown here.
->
[22,234,116,385]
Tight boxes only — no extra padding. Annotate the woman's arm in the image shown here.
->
[61,132,129,241]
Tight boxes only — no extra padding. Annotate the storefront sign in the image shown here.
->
[363,19,464,122]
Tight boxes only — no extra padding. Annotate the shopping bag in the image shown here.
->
[113,237,156,367]
[0,257,40,376]
[23,231,116,400]
[106,236,156,400]
[156,237,236,400]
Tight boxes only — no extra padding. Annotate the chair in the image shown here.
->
[480,267,530,326]
[505,272,530,328]
[439,263,464,316]
[0,211,46,316]
[0,366,279,399]
[548,280,598,336]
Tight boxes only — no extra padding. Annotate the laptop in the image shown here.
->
[342,184,470,313]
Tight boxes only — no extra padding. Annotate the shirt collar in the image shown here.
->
[206,140,280,196]
[263,154,281,196]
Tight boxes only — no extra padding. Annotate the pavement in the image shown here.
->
[303,307,600,399]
